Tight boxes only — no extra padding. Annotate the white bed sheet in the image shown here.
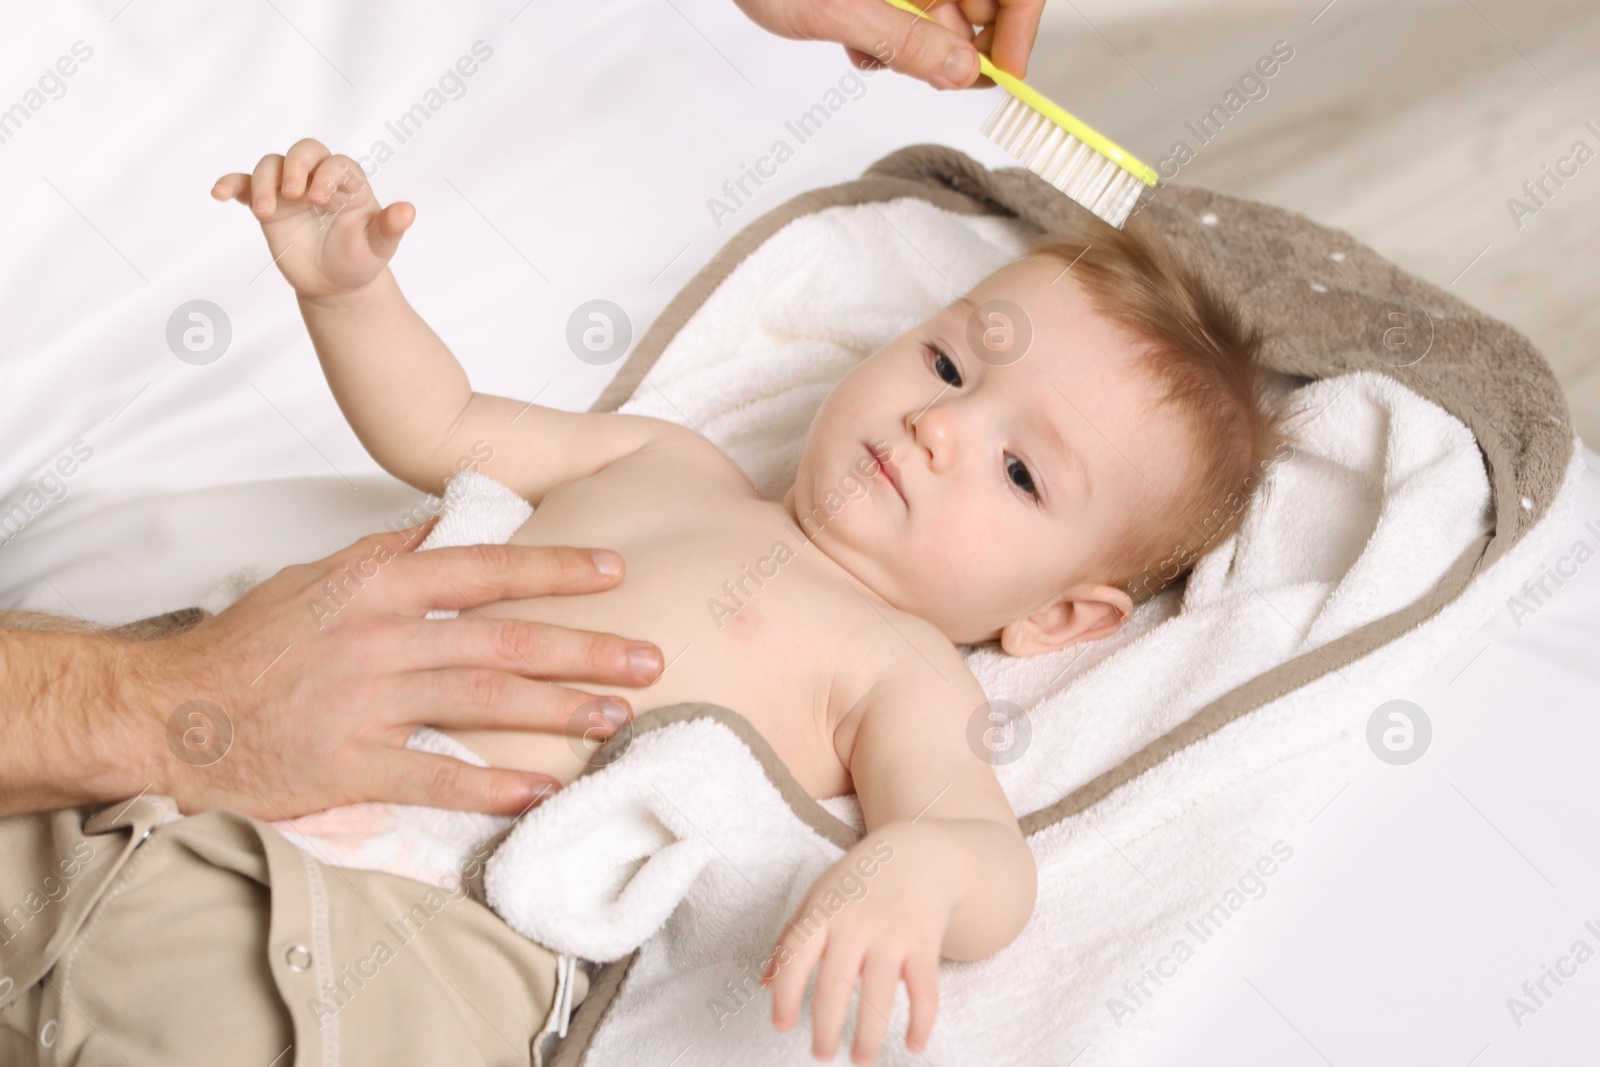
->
[2,2,1597,1064]
[1129,447,1600,1067]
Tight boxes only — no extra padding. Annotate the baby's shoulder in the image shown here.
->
[618,414,710,457]
[834,607,983,722]
[614,415,762,494]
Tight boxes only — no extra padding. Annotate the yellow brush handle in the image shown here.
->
[879,0,1159,186]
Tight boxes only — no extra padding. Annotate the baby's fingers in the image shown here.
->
[903,952,940,1054]
[248,153,284,218]
[211,172,251,203]
[306,153,369,209]
[281,137,331,198]
[849,954,902,1065]
[810,943,865,1061]
[366,201,415,260]
[764,927,824,1034]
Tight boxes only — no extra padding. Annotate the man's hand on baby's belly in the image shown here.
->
[122,526,663,819]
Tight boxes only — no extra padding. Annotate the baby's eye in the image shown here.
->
[930,348,963,388]
[1005,455,1039,499]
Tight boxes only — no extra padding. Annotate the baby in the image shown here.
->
[213,138,1277,1063]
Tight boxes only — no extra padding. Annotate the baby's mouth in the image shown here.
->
[866,442,905,503]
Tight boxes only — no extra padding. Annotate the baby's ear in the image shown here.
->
[998,585,1133,657]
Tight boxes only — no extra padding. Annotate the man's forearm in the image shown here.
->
[297,267,475,495]
[0,628,159,817]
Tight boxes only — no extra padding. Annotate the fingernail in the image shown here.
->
[592,550,622,577]
[599,699,630,730]
[629,646,663,677]
[943,47,976,86]
[523,777,560,807]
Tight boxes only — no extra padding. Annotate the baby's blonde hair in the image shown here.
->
[1029,212,1290,606]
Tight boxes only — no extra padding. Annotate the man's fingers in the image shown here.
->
[406,667,632,736]
[988,0,1043,78]
[844,45,884,70]
[820,0,979,89]
[399,615,661,686]
[957,0,999,23]
[387,543,630,614]
[355,517,440,557]
[891,2,979,89]
[924,0,976,38]
[369,749,560,815]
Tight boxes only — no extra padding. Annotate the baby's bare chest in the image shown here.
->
[467,450,892,797]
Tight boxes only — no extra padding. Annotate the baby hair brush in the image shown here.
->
[882,0,1158,228]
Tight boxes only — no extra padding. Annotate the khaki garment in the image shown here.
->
[0,797,580,1067]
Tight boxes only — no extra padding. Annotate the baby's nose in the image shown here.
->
[907,401,959,470]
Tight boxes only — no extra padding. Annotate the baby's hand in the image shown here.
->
[212,138,414,302]
[762,826,949,1064]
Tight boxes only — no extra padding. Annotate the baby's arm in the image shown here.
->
[214,139,673,501]
[763,647,1036,1063]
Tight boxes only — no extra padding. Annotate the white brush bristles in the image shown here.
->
[981,94,1147,229]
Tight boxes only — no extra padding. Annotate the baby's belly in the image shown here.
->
[439,500,858,799]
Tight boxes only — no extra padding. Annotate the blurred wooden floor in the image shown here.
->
[1029,0,1600,447]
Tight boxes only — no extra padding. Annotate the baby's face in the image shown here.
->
[783,256,1192,651]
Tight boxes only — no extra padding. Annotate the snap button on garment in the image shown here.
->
[39,1019,58,1048]
[285,944,312,973]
